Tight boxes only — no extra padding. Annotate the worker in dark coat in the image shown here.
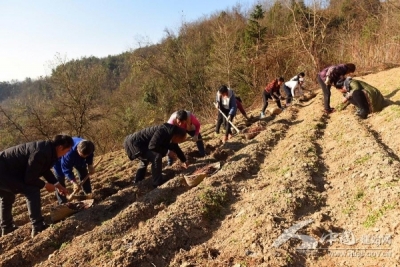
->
[124,123,187,188]
[335,77,386,119]
[0,135,73,237]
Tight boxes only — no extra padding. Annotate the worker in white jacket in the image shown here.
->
[283,76,304,106]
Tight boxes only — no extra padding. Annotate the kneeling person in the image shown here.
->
[124,123,187,188]
[335,77,385,119]
[53,137,95,204]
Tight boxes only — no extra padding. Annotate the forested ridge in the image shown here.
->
[1,0,399,152]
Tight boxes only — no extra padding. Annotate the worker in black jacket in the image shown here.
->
[124,123,187,187]
[0,135,73,237]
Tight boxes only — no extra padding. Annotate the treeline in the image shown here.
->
[1,0,399,153]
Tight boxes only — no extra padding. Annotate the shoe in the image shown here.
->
[260,112,265,119]
[325,108,335,114]
[222,136,228,143]
[1,224,18,237]
[31,222,49,238]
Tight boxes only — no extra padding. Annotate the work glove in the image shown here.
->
[71,180,80,191]
[324,77,331,86]
[55,183,68,196]
[192,135,199,142]
[183,162,189,169]
[214,102,219,109]
[227,115,232,122]
[88,164,95,175]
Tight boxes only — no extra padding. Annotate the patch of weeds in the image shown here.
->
[355,188,365,200]
[363,204,395,228]
[198,187,228,220]
[279,167,291,176]
[343,203,356,215]
[59,242,69,250]
[343,188,365,215]
[266,166,280,173]
[354,154,372,165]
[254,219,262,227]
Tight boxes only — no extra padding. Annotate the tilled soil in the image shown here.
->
[1,67,400,267]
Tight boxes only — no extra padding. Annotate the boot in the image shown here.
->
[1,224,18,237]
[260,112,265,119]
[31,222,49,238]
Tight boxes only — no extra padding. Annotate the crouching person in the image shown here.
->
[167,110,205,164]
[53,137,95,204]
[124,123,188,188]
[335,77,385,119]
[0,135,72,237]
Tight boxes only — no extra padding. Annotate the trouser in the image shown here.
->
[216,107,235,137]
[0,182,15,230]
[317,75,332,110]
[349,90,370,119]
[283,85,292,105]
[0,182,44,229]
[261,90,282,113]
[167,130,205,165]
[134,150,164,187]
[55,166,91,204]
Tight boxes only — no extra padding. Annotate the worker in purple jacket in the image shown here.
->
[317,63,356,113]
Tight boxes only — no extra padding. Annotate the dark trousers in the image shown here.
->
[55,166,91,204]
[135,150,164,187]
[0,183,15,229]
[261,90,282,113]
[349,90,370,118]
[0,181,44,229]
[283,85,292,105]
[317,75,332,110]
[216,107,235,137]
[168,130,205,165]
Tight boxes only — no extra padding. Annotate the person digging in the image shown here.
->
[52,137,96,204]
[124,123,188,188]
[0,135,72,238]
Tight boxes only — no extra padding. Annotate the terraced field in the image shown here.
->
[1,67,399,267]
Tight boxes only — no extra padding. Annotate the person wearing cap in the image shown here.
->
[167,110,205,165]
[283,75,305,107]
[214,85,237,143]
[0,135,72,237]
[317,63,356,114]
[334,77,385,119]
[52,137,96,204]
[260,77,284,118]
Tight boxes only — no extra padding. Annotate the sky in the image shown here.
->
[0,0,256,82]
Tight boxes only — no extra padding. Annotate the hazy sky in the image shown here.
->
[0,0,256,82]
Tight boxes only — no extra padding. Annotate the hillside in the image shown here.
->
[1,67,400,267]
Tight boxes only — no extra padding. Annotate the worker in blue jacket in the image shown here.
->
[53,137,95,204]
